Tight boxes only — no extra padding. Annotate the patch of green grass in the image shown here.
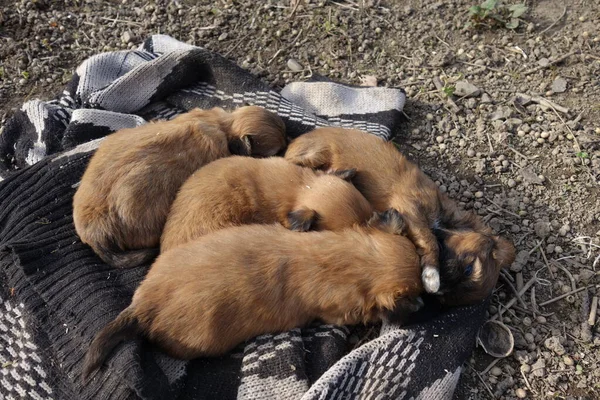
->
[442,85,455,97]
[576,151,589,159]
[467,0,527,30]
[21,71,29,79]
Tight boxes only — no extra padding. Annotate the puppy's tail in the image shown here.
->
[82,306,140,383]
[95,242,159,269]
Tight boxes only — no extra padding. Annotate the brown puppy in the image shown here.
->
[82,209,423,380]
[284,127,515,304]
[73,106,286,268]
[161,156,373,252]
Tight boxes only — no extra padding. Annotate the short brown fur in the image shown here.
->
[161,156,373,252]
[284,127,515,304]
[73,106,286,268]
[82,210,422,379]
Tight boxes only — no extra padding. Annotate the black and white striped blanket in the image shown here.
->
[0,35,486,400]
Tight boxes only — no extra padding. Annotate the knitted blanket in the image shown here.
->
[0,35,486,400]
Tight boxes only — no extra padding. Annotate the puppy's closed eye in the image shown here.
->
[228,135,252,156]
[287,207,319,232]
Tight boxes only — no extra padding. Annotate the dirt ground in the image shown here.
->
[1,0,600,399]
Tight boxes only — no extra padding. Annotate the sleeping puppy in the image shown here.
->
[82,209,423,380]
[73,106,286,269]
[161,156,373,252]
[284,127,515,305]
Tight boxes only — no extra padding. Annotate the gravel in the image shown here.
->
[1,0,600,399]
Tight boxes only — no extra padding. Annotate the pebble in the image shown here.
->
[435,136,444,143]
[121,30,134,44]
[545,336,566,355]
[564,356,575,366]
[481,93,493,103]
[491,366,503,376]
[537,316,547,325]
[287,59,303,72]
[551,77,567,93]
[467,149,476,157]
[516,388,527,398]
[520,364,531,373]
[474,191,484,198]
[532,358,545,377]
[218,32,228,41]
[507,179,517,188]
[454,80,481,97]
[540,131,550,139]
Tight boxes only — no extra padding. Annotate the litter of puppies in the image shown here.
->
[77,107,515,381]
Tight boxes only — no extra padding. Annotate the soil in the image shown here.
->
[1,0,600,398]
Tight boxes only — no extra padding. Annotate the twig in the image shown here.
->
[580,288,593,342]
[492,277,537,320]
[507,146,533,161]
[288,0,302,18]
[528,241,543,256]
[485,198,521,219]
[500,269,515,282]
[484,130,495,154]
[526,95,570,114]
[551,260,576,291]
[482,358,501,375]
[468,364,496,399]
[268,49,282,65]
[521,368,537,395]
[539,5,567,35]
[457,60,513,77]
[589,296,598,326]
[99,16,143,27]
[539,243,556,279]
[539,286,594,307]
[516,272,524,291]
[433,33,451,49]
[224,34,251,57]
[500,274,528,310]
[530,285,537,319]
[522,50,579,76]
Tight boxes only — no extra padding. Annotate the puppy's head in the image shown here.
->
[288,173,373,232]
[228,106,287,157]
[434,229,516,306]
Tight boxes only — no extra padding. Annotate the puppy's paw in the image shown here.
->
[422,266,440,294]
[403,296,425,313]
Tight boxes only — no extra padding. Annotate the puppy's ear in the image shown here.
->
[492,236,516,269]
[375,209,406,235]
[326,168,357,181]
[287,207,319,232]
[228,135,252,156]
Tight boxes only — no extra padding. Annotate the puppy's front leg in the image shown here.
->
[402,217,441,294]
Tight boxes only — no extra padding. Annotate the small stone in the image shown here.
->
[579,269,595,282]
[218,32,228,41]
[532,358,545,377]
[507,179,517,188]
[481,93,493,103]
[436,136,445,143]
[467,149,476,157]
[426,113,434,121]
[563,356,575,366]
[522,317,532,327]
[520,166,543,185]
[516,388,527,398]
[121,30,134,44]
[491,366,502,376]
[545,336,566,355]
[454,80,482,98]
[554,246,563,254]
[287,59,303,72]
[537,316,547,324]
[534,221,551,238]
[19,78,27,85]
[551,77,567,93]
[540,131,550,139]
[474,191,484,198]
[520,364,531,373]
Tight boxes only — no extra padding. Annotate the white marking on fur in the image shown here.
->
[422,266,440,293]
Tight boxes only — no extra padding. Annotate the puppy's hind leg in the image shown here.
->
[402,218,441,294]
